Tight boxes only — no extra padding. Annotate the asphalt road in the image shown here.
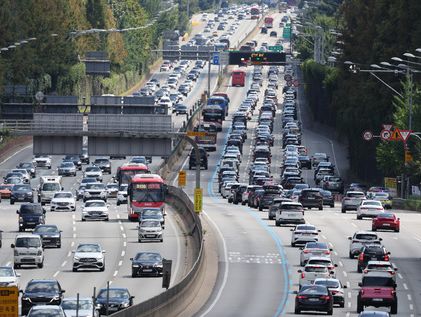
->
[182,10,421,317]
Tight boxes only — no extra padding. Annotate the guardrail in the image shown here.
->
[111,186,203,317]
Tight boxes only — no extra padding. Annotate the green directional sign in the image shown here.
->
[282,27,291,39]
[268,45,283,52]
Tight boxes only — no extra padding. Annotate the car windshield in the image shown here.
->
[26,281,59,293]
[77,244,101,252]
[308,259,331,266]
[141,220,161,227]
[85,201,105,207]
[42,183,61,191]
[296,225,316,231]
[378,213,395,219]
[305,266,328,273]
[375,193,389,198]
[16,237,41,248]
[367,263,391,270]
[347,192,365,198]
[364,246,385,255]
[5,177,22,184]
[13,185,31,191]
[107,184,118,190]
[86,184,105,190]
[61,299,92,310]
[135,253,162,261]
[281,204,302,210]
[0,267,14,277]
[355,234,378,240]
[363,201,382,206]
[363,276,395,287]
[34,226,58,233]
[28,308,64,317]
[20,205,43,214]
[0,185,9,190]
[142,210,161,217]
[305,242,328,249]
[86,167,100,172]
[94,159,109,164]
[97,289,129,299]
[20,163,32,168]
[314,279,340,288]
[299,285,328,294]
[61,162,74,167]
[54,193,72,198]
[119,185,128,191]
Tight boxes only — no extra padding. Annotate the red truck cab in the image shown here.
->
[357,272,397,314]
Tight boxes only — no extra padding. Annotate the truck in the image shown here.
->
[357,272,398,314]
[38,176,62,205]
[250,7,260,19]
[264,16,274,28]
[207,96,229,118]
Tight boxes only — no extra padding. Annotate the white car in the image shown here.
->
[105,183,119,198]
[306,257,338,276]
[221,182,238,198]
[159,96,173,111]
[298,264,334,289]
[275,202,305,226]
[348,231,382,259]
[300,242,332,266]
[84,166,103,182]
[362,261,397,282]
[61,298,96,317]
[116,184,128,206]
[72,243,105,272]
[357,200,385,219]
[0,266,20,287]
[32,155,52,169]
[138,220,163,243]
[50,191,76,211]
[290,224,320,247]
[11,169,30,183]
[82,200,109,221]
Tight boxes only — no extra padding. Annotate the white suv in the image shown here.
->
[72,243,105,272]
[11,234,44,269]
[275,202,305,226]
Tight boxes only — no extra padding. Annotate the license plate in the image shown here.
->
[308,298,319,302]
[372,298,383,302]
[143,269,153,272]
[308,197,315,200]
[146,235,156,238]
[383,223,391,226]
[108,307,118,311]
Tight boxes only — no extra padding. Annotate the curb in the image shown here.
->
[0,136,32,164]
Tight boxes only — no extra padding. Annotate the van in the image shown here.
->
[275,202,305,226]
[17,203,46,231]
[11,234,44,269]
[299,188,323,210]
[38,176,62,205]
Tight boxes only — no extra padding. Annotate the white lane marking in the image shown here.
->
[121,251,125,257]
[338,261,343,267]
[53,271,60,277]
[351,223,357,228]
[120,226,124,231]
[117,214,120,219]
[67,251,71,257]
[198,210,229,317]
[167,211,182,283]
[113,270,118,277]
[0,144,32,165]
[118,220,122,225]
[410,305,414,311]
[416,238,421,243]
[73,226,76,231]
[403,283,408,290]
[342,271,347,277]
[408,294,412,301]
[118,261,123,266]
[321,235,327,240]
[61,261,67,267]
[328,242,334,248]
[123,241,127,247]
[347,292,352,299]
[122,233,126,238]
[398,273,403,279]
[346,281,350,288]
[333,251,338,256]
[73,233,77,238]
[71,242,74,247]
[72,214,75,220]
[5,262,10,266]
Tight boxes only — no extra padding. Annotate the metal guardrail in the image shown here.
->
[111,186,203,317]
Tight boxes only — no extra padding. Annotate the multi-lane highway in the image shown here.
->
[179,10,421,317]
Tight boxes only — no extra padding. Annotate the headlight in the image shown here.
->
[132,264,139,268]
[22,297,30,301]
[52,295,60,301]
[74,257,80,261]
[85,192,91,197]
[14,250,19,256]
[19,216,23,221]
[28,192,33,196]
[121,302,130,308]
[37,250,43,256]
[95,304,102,309]
[154,264,163,268]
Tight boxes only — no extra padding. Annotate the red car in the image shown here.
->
[372,213,400,232]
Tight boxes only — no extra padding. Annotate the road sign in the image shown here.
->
[284,74,292,81]
[382,124,393,131]
[268,45,283,52]
[384,177,397,197]
[363,130,373,141]
[380,129,391,141]
[389,128,402,141]
[212,53,219,65]
[187,131,207,137]
[400,130,412,142]
[0,286,19,317]
[405,150,413,163]
[228,51,286,65]
[220,51,229,65]
[178,170,186,187]
[194,188,203,213]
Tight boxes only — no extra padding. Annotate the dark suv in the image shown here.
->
[17,203,46,232]
[93,157,112,174]
[299,188,323,210]
[21,279,65,315]
[358,244,390,273]
[189,147,208,170]
[63,155,82,171]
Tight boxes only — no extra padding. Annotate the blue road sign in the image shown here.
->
[212,53,220,65]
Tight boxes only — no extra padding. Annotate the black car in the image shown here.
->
[17,162,36,178]
[189,147,208,170]
[21,279,65,315]
[79,148,90,164]
[261,27,267,34]
[357,244,390,273]
[95,287,134,315]
[63,155,82,171]
[298,155,311,169]
[131,252,163,277]
[33,224,62,248]
[294,284,333,315]
[232,184,247,204]
[269,31,278,37]
[18,203,46,231]
[10,184,34,204]
[320,189,335,208]
[93,157,112,174]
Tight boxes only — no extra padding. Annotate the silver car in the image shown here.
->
[138,220,163,243]
[300,242,332,266]
[348,231,382,259]
[291,224,320,247]
[341,191,366,213]
[61,297,98,317]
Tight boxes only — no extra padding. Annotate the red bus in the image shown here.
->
[232,70,246,87]
[116,163,150,185]
[127,174,166,221]
[264,17,274,28]
[250,7,260,19]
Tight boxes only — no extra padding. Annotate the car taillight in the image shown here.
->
[389,271,395,275]
[358,253,364,261]
[331,290,338,295]
[360,289,365,296]
[320,295,330,300]
[384,255,390,261]
[363,269,368,273]
[324,250,331,255]
[301,272,305,279]
[303,250,310,253]
[297,295,307,299]
[391,290,396,296]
